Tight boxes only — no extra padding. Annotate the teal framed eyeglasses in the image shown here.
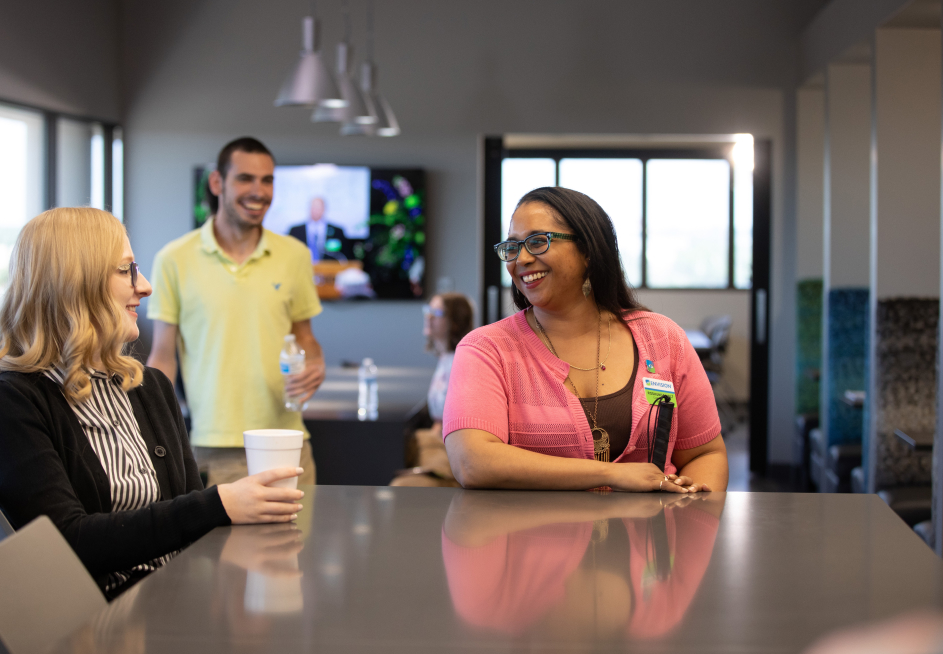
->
[494,232,578,262]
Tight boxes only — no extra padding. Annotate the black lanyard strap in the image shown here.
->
[645,395,674,472]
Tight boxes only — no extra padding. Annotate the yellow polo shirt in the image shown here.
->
[148,219,322,447]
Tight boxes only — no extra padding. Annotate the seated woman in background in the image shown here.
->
[391,292,474,487]
[425,292,474,427]
[0,208,305,599]
[443,187,728,493]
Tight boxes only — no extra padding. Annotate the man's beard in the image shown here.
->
[220,193,265,231]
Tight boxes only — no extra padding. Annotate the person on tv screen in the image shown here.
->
[0,208,307,599]
[147,137,325,487]
[442,187,728,493]
[289,197,355,262]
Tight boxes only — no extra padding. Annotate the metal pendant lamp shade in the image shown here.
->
[313,42,374,123]
[352,61,399,137]
[373,93,400,136]
[275,16,345,108]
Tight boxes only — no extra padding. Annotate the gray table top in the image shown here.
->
[55,488,943,654]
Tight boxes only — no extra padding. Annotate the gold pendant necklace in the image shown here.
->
[532,308,610,462]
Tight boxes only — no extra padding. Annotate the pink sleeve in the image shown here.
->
[672,332,722,450]
[442,340,510,443]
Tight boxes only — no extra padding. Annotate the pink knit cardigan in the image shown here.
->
[442,310,721,475]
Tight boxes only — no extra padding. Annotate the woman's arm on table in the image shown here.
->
[670,434,728,492]
[445,428,696,493]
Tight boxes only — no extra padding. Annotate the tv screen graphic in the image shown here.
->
[193,164,426,301]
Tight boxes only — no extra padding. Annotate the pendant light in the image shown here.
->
[342,62,399,136]
[274,12,344,108]
[313,2,374,123]
[312,43,373,122]
[341,1,399,136]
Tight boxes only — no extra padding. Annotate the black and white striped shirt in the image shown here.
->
[45,368,174,591]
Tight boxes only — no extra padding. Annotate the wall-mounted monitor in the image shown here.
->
[194,164,425,301]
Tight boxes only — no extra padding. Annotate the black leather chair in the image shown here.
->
[794,414,819,490]
[877,486,933,528]
[913,520,935,549]
[820,443,861,493]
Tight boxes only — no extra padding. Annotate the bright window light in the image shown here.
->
[646,159,731,288]
[0,103,43,295]
[90,123,105,210]
[559,158,643,287]
[732,134,754,288]
[500,158,556,286]
[112,128,124,221]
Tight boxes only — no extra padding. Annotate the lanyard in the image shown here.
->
[645,395,674,472]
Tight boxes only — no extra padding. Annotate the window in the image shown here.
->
[0,100,124,295]
[0,103,44,293]
[559,158,643,287]
[497,144,753,291]
[646,158,730,288]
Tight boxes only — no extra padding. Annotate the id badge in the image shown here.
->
[643,377,676,405]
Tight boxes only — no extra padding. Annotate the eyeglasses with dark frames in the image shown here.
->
[117,262,139,289]
[493,232,579,262]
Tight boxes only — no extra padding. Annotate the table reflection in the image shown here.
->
[441,491,724,642]
[219,523,306,615]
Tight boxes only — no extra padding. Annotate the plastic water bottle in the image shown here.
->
[279,334,307,411]
[357,357,378,421]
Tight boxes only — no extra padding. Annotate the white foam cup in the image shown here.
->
[243,429,304,489]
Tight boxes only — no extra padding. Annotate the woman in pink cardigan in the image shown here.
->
[443,187,728,493]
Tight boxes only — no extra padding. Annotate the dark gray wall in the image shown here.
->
[0,0,121,119]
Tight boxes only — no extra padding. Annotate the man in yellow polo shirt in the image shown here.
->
[147,137,325,486]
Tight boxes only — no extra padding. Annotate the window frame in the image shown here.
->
[0,95,123,215]
[497,146,743,292]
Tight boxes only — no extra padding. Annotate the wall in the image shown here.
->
[118,0,830,462]
[796,86,825,280]
[873,28,942,300]
[0,0,121,120]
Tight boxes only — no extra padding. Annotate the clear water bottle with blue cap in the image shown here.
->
[357,357,378,420]
[279,334,307,411]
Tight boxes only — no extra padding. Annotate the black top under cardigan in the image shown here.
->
[0,367,231,594]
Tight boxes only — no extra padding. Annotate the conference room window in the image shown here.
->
[559,158,643,288]
[500,158,556,287]
[0,102,44,294]
[499,143,753,291]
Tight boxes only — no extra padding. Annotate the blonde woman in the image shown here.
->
[0,208,305,599]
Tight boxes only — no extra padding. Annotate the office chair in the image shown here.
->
[698,315,740,434]
[0,516,106,654]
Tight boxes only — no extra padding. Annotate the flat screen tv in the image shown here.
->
[194,164,426,301]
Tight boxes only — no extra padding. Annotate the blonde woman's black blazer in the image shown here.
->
[0,366,230,594]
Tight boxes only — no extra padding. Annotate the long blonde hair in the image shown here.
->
[0,207,144,403]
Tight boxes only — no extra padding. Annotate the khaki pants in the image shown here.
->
[193,440,316,487]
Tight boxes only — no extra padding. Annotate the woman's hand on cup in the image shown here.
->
[218,467,305,524]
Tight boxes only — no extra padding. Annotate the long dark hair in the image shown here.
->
[511,187,646,316]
